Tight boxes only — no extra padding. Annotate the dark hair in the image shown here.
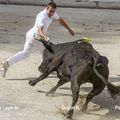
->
[47,2,57,9]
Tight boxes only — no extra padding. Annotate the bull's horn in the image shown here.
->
[82,37,92,42]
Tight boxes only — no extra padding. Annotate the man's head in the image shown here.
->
[46,2,57,18]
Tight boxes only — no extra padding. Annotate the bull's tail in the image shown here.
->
[107,82,120,98]
[93,56,120,98]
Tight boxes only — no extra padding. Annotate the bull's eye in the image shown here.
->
[48,59,52,63]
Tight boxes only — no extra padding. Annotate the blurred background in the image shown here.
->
[0,0,120,9]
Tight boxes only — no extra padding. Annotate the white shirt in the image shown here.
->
[30,8,59,34]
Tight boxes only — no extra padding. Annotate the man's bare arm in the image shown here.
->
[38,26,49,40]
[57,18,74,36]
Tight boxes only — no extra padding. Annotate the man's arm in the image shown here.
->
[57,18,75,36]
[38,26,49,41]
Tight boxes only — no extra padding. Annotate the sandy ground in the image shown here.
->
[0,4,120,120]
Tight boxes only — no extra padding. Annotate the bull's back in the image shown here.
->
[52,40,77,53]
[62,42,95,66]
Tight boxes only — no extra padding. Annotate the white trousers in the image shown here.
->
[7,30,45,66]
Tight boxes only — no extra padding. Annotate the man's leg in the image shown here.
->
[0,32,34,77]
[34,39,45,65]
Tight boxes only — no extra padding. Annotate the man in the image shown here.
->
[0,2,74,77]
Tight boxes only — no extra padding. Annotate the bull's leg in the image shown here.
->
[66,63,89,119]
[38,65,44,73]
[66,79,81,119]
[46,79,69,96]
[100,56,109,65]
[29,56,63,86]
[29,69,52,86]
[82,82,105,111]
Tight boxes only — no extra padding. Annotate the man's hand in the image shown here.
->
[69,29,75,36]
[34,33,41,40]
[38,26,50,41]
[34,33,49,41]
[44,36,50,41]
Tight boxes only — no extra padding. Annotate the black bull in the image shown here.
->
[29,40,120,119]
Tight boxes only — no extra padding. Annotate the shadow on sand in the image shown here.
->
[38,76,120,120]
[6,75,120,119]
[6,75,57,81]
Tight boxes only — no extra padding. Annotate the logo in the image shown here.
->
[115,105,120,110]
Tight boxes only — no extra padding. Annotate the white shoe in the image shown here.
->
[0,61,9,77]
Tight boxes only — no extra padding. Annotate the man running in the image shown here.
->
[0,2,74,77]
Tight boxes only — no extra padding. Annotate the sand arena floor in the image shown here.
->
[0,4,120,120]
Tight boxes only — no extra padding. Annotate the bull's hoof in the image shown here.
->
[92,104,101,111]
[81,104,87,112]
[46,91,55,97]
[38,66,44,73]
[64,117,72,120]
[64,114,72,120]
[28,80,37,86]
